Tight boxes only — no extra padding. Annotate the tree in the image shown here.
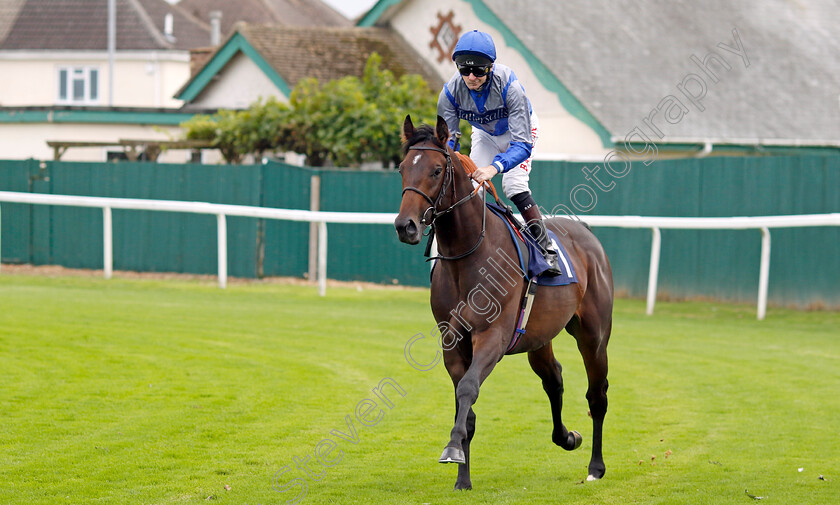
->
[181,98,290,164]
[278,52,440,167]
[180,53,441,167]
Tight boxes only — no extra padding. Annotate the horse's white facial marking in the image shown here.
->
[412,154,422,165]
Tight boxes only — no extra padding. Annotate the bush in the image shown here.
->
[180,53,440,167]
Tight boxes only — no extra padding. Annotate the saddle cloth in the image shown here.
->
[486,202,578,286]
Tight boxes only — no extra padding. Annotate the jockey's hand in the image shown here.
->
[471,165,498,185]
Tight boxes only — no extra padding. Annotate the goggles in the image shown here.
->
[457,64,492,77]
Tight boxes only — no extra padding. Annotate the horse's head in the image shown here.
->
[395,115,452,245]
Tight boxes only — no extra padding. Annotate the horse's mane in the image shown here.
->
[456,152,478,175]
[401,124,444,156]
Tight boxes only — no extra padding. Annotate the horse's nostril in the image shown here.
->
[395,217,421,244]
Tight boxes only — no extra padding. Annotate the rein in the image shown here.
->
[402,144,493,261]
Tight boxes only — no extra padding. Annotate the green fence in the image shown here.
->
[529,154,840,308]
[1,154,838,308]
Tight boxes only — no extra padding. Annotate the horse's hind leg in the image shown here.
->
[528,343,583,451]
[567,303,611,480]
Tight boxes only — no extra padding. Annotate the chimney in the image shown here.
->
[209,11,222,46]
[164,13,175,42]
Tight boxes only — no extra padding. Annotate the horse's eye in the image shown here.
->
[433,166,442,177]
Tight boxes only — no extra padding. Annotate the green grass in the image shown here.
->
[0,273,837,505]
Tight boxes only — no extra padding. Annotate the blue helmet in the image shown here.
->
[452,30,496,64]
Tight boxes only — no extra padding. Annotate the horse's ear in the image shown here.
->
[402,115,415,142]
[435,116,449,146]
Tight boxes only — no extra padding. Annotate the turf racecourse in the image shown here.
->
[0,272,837,505]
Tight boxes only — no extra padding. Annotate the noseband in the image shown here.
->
[401,144,486,261]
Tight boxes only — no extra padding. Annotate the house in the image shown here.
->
[176,23,442,110]
[358,0,840,159]
[175,0,354,80]
[0,0,218,161]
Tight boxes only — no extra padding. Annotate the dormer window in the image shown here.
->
[57,66,100,105]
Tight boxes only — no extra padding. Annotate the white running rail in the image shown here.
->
[0,191,393,297]
[2,191,839,319]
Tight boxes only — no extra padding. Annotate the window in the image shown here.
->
[57,66,100,104]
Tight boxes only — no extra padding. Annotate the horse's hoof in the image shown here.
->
[587,463,606,480]
[570,430,583,450]
[439,446,466,464]
[453,481,472,491]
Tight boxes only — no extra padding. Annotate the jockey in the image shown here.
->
[437,29,562,276]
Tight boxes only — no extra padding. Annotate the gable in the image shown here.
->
[175,32,291,103]
[188,52,284,109]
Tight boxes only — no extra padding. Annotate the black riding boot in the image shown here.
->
[513,193,563,276]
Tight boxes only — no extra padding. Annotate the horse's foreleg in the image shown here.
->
[451,400,476,490]
[528,343,583,451]
[441,352,476,490]
[440,335,503,479]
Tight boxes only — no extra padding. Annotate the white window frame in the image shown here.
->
[56,66,101,105]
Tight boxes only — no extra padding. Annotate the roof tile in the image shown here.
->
[479,0,840,143]
[236,24,441,89]
[0,0,209,51]
[177,0,350,39]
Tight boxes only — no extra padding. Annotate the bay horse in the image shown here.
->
[394,115,613,490]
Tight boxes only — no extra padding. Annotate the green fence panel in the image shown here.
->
[0,159,39,264]
[530,153,840,307]
[42,161,261,276]
[318,168,429,286]
[260,162,312,278]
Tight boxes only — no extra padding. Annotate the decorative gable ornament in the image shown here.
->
[429,11,462,63]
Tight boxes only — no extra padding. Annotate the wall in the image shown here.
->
[0,50,190,108]
[0,123,202,163]
[190,52,285,109]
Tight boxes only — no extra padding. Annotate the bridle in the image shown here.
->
[401,144,486,261]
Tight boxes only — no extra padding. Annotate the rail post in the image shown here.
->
[646,227,661,316]
[103,207,113,279]
[217,214,227,289]
[308,174,321,283]
[757,227,771,320]
[317,221,327,296]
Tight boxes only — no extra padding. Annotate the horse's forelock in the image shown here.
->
[402,124,444,157]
